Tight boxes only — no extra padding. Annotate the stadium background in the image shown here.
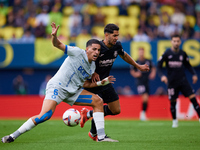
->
[0,0,200,120]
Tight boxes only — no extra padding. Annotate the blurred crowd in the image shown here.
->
[0,0,200,44]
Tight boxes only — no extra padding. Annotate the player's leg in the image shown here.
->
[180,81,200,122]
[75,90,118,142]
[137,85,149,121]
[168,86,179,128]
[87,85,120,138]
[1,99,57,143]
[140,93,149,121]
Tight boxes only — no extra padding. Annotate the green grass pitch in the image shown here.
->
[0,119,200,150]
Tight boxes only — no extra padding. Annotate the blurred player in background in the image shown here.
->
[81,23,150,141]
[1,22,118,143]
[157,34,200,128]
[130,47,156,121]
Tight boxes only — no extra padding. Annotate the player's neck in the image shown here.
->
[139,57,145,61]
[171,47,179,53]
[103,40,113,48]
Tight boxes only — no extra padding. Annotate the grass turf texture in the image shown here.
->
[0,120,200,150]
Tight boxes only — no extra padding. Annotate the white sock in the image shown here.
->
[93,112,105,140]
[10,118,36,139]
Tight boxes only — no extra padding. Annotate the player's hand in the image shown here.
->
[91,72,100,82]
[161,76,168,84]
[192,75,198,84]
[101,75,116,84]
[51,22,59,37]
[138,64,150,72]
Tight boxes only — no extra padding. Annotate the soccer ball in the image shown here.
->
[62,108,81,127]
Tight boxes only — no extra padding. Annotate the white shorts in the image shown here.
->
[45,83,83,106]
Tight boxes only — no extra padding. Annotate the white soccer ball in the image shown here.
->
[62,108,81,127]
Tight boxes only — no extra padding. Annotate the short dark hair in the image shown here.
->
[171,34,181,39]
[86,39,100,47]
[104,24,119,34]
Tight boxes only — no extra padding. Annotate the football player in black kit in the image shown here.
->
[130,47,156,121]
[80,24,150,141]
[157,34,200,128]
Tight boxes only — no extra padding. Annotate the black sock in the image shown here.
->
[170,101,176,119]
[103,105,114,116]
[190,97,200,118]
[142,102,148,112]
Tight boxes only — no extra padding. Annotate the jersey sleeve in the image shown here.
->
[65,45,83,56]
[157,51,167,77]
[118,42,125,56]
[183,51,196,75]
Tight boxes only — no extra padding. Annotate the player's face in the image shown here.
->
[138,48,144,58]
[107,30,119,46]
[171,37,181,50]
[86,43,101,63]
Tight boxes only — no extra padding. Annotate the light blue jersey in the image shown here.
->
[45,45,96,105]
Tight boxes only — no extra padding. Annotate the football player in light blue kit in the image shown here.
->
[1,22,118,143]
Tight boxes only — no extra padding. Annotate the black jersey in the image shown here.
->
[95,40,125,80]
[157,48,196,86]
[131,59,154,85]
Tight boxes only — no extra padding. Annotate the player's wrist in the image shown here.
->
[96,77,110,86]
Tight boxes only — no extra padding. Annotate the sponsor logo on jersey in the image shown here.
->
[99,58,116,67]
[78,66,90,79]
[168,61,182,68]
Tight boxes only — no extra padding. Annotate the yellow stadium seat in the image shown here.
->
[185,15,196,27]
[152,15,160,26]
[117,16,129,28]
[104,17,118,26]
[127,26,137,37]
[76,33,92,49]
[91,26,104,39]
[63,6,74,16]
[127,5,140,17]
[61,17,69,27]
[100,6,119,17]
[0,14,6,27]
[160,5,174,16]
[2,26,14,40]
[14,27,24,39]
[128,16,139,28]
[60,27,70,37]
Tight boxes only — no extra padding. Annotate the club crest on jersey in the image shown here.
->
[179,55,183,61]
[168,55,173,59]
[114,51,118,57]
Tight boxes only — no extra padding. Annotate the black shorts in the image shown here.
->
[84,84,119,103]
[168,80,194,100]
[137,84,149,94]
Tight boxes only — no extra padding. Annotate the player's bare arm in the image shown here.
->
[192,75,198,84]
[51,22,65,51]
[120,52,150,72]
[161,75,168,84]
[83,76,116,88]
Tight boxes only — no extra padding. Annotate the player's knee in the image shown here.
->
[93,95,103,106]
[34,110,53,125]
[111,107,121,115]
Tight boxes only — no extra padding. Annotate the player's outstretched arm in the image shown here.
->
[51,22,65,52]
[120,52,149,72]
[83,76,116,88]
